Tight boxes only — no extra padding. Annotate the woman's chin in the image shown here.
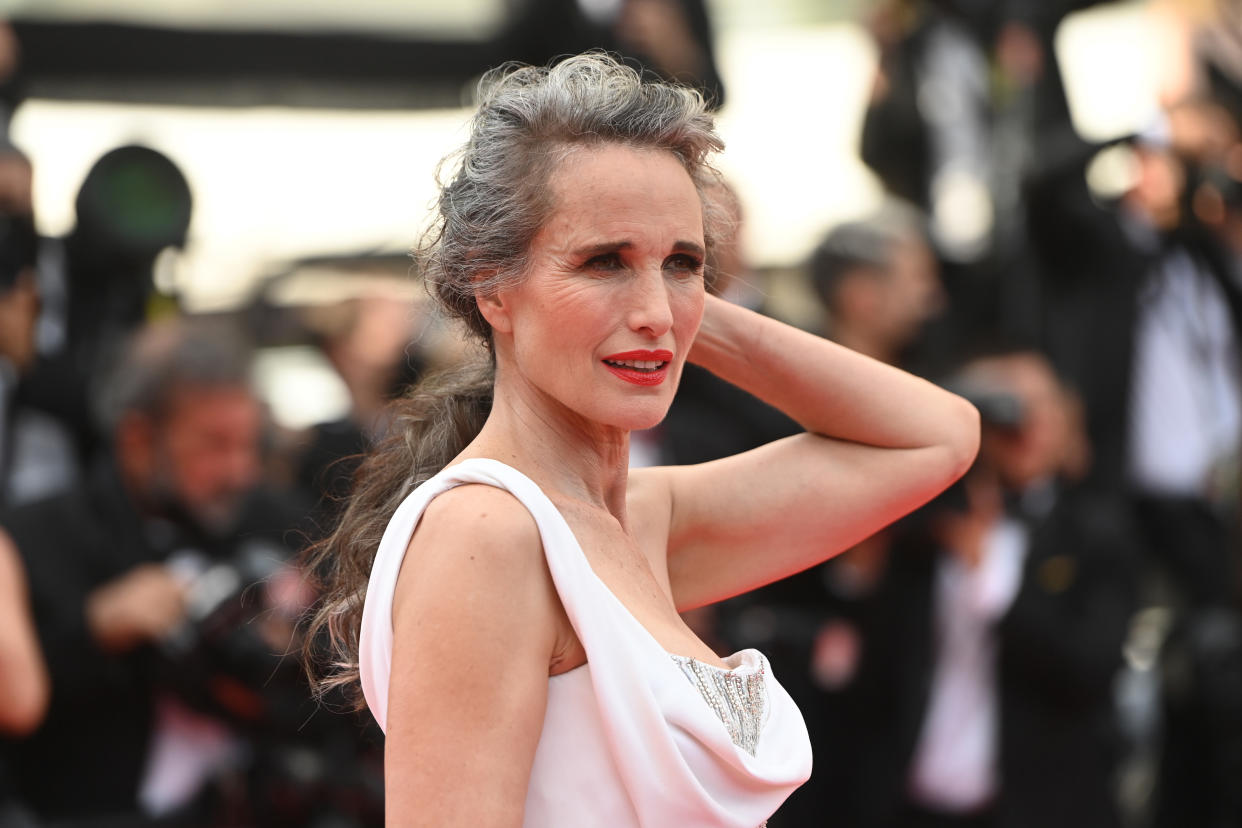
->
[597,402,673,434]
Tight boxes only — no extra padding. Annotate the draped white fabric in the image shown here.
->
[360,458,811,827]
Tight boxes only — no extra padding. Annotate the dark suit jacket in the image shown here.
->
[0,461,163,819]
[500,0,725,108]
[0,459,305,821]
[854,484,1137,828]
[660,363,800,467]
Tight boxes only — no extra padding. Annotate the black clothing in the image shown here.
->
[3,463,161,818]
[0,758,20,826]
[898,802,997,828]
[0,460,302,821]
[293,416,366,539]
[855,485,1136,828]
[660,363,799,466]
[1026,135,1242,493]
[860,2,1114,353]
[501,0,725,109]
[994,490,1134,828]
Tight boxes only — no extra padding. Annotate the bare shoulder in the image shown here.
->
[395,483,548,620]
[385,483,562,821]
[414,483,542,552]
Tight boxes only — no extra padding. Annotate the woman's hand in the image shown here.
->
[647,294,979,609]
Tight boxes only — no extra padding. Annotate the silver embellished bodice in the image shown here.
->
[670,650,768,757]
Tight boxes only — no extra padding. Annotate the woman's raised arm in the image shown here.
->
[651,294,979,610]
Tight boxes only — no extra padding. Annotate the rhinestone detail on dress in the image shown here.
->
[670,650,768,758]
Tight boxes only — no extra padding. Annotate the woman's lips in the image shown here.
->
[601,349,673,386]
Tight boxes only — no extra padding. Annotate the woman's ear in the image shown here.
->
[474,285,513,334]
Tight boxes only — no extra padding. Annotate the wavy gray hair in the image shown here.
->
[419,51,728,344]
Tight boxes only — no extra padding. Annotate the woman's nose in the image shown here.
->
[626,268,674,337]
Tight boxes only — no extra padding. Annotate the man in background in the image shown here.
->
[1,319,303,824]
[858,351,1135,828]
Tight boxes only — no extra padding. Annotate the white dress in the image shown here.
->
[359,458,812,827]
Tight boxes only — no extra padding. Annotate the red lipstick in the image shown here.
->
[601,349,673,387]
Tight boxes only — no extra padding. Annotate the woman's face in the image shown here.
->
[481,144,706,432]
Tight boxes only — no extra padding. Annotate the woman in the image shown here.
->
[306,53,979,826]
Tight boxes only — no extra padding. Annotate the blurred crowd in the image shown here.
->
[1,0,1240,826]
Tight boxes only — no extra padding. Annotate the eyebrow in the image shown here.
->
[571,240,706,258]
[673,240,707,258]
[572,241,633,259]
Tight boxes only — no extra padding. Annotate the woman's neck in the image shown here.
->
[464,381,633,519]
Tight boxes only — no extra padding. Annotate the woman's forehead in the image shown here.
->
[542,145,704,234]
[549,144,692,190]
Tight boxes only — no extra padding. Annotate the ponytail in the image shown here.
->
[302,358,494,706]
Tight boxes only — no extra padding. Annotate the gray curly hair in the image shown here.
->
[419,51,728,344]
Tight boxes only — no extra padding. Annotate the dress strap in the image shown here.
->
[358,458,595,731]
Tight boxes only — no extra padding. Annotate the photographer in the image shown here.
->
[856,351,1137,828]
[1,319,304,824]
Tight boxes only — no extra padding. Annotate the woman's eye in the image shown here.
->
[664,254,704,277]
[585,252,623,271]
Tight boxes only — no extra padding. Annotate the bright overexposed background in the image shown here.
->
[8,0,1166,312]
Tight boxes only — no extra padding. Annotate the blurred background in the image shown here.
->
[5,0,1192,427]
[0,0,1240,826]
